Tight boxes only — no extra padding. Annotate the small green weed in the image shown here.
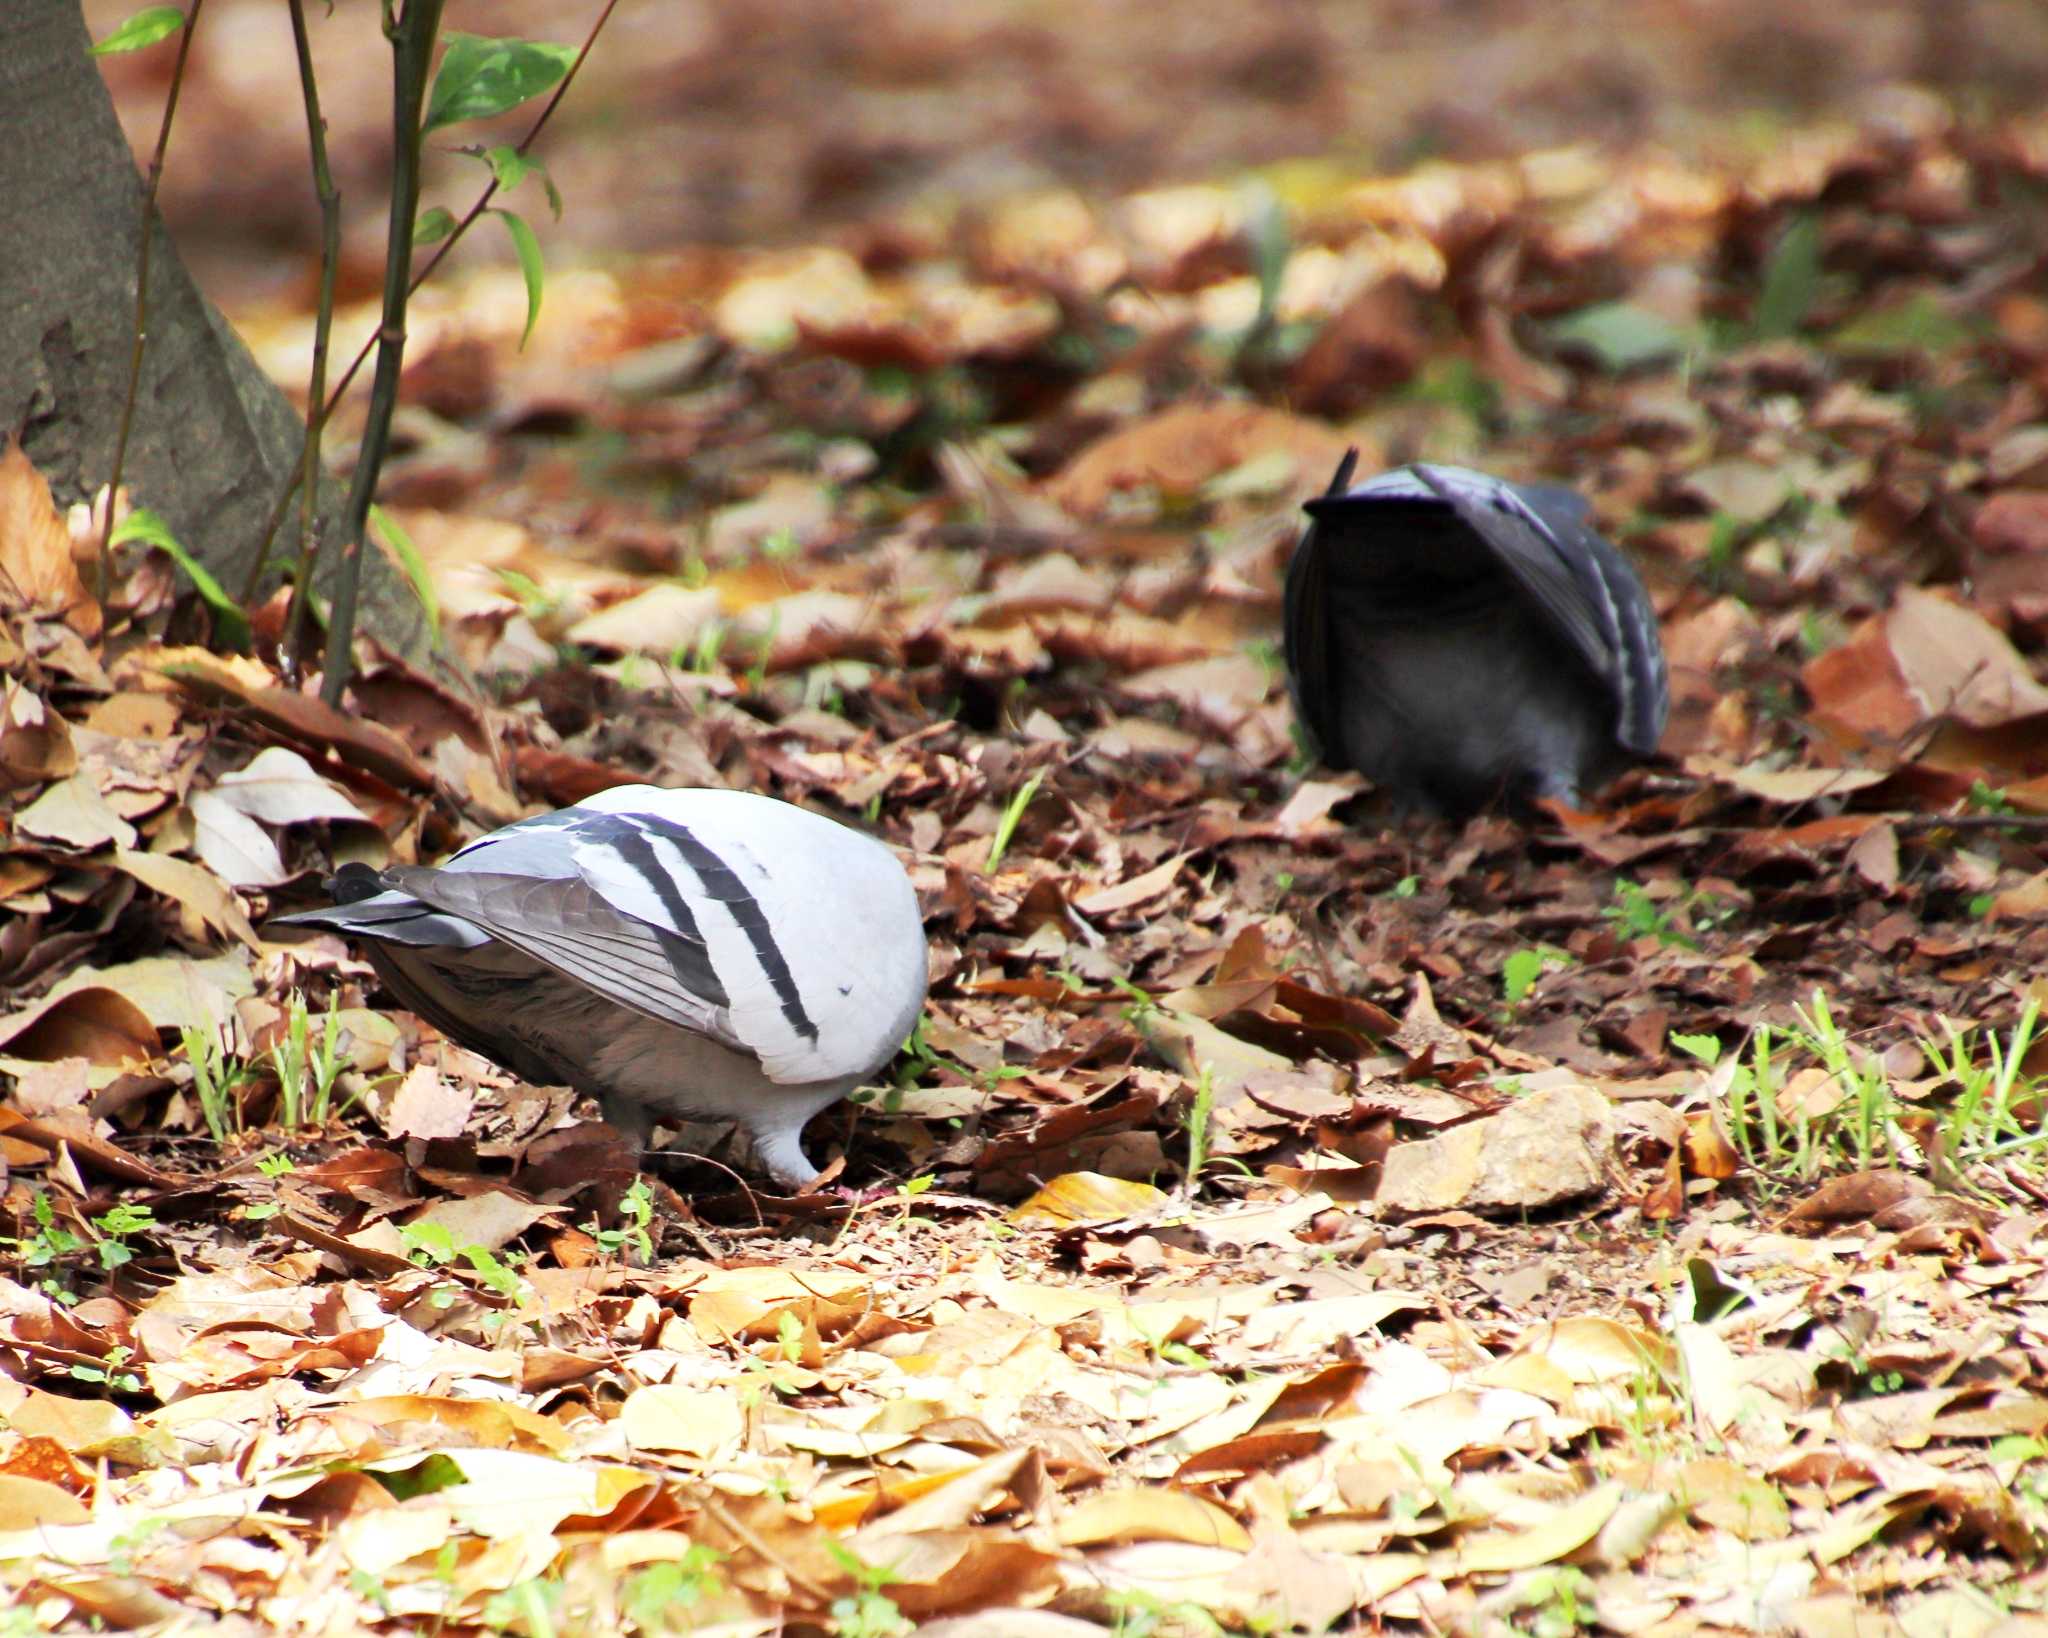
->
[107,1517,168,1577]
[883,1016,1024,1113]
[347,1568,396,1618]
[585,1178,656,1264]
[1506,1566,1599,1636]
[482,1574,563,1637]
[1182,1064,1216,1189]
[92,1202,157,1272]
[181,1020,259,1143]
[1919,998,2045,1170]
[824,1543,910,1637]
[623,1545,727,1631]
[1502,943,1576,1008]
[4,1193,87,1302]
[890,1173,937,1226]
[1108,973,1162,1028]
[242,1153,296,1224]
[676,619,727,674]
[268,990,351,1127]
[1967,779,2017,818]
[1687,991,2048,1198]
[398,1220,530,1304]
[1993,1434,2048,1517]
[984,769,1046,873]
[68,1344,142,1396]
[491,566,564,623]
[742,609,781,692]
[4,1194,162,1304]
[1603,880,1700,950]
[1106,1587,1228,1636]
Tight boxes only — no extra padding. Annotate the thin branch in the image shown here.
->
[96,0,205,605]
[329,0,621,418]
[275,0,344,679]
[245,0,620,593]
[320,0,446,707]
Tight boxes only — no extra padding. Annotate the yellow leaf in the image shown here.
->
[1515,1315,1676,1383]
[1008,1171,1169,1227]
[1448,1481,1623,1573]
[620,1385,745,1458]
[687,1264,873,1343]
[0,1474,90,1530]
[1057,1488,1252,1551]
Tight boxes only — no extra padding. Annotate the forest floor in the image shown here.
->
[6,20,2048,1638]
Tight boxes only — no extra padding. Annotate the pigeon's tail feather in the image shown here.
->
[271,869,491,951]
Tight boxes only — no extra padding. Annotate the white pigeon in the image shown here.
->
[275,785,929,1189]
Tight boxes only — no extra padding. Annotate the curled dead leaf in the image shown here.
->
[0,985,158,1071]
[1056,1487,1252,1551]
[1784,1168,1932,1227]
[1047,402,1348,519]
[1008,1172,1170,1228]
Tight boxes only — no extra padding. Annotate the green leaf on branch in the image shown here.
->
[368,505,441,641]
[110,509,251,649]
[90,6,185,56]
[414,207,458,246]
[471,146,564,218]
[423,33,575,134]
[491,208,546,347]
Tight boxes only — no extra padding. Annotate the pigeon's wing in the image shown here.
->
[1409,465,1618,669]
[379,815,780,1076]
[379,858,734,1028]
[1282,450,1361,754]
[1411,465,1666,752]
[1504,480,1596,533]
[1503,479,1668,755]
[272,864,585,1083]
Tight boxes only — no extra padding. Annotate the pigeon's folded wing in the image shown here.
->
[1411,465,1622,675]
[1411,463,1669,752]
[1504,480,1596,533]
[378,860,736,1038]
[1495,478,1667,755]
[290,862,493,949]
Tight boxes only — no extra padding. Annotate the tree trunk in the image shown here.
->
[0,0,426,657]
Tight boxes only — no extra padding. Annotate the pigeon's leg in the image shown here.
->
[750,1119,823,1192]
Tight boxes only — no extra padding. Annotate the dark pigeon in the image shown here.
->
[1283,457,1668,817]
[273,786,929,1189]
